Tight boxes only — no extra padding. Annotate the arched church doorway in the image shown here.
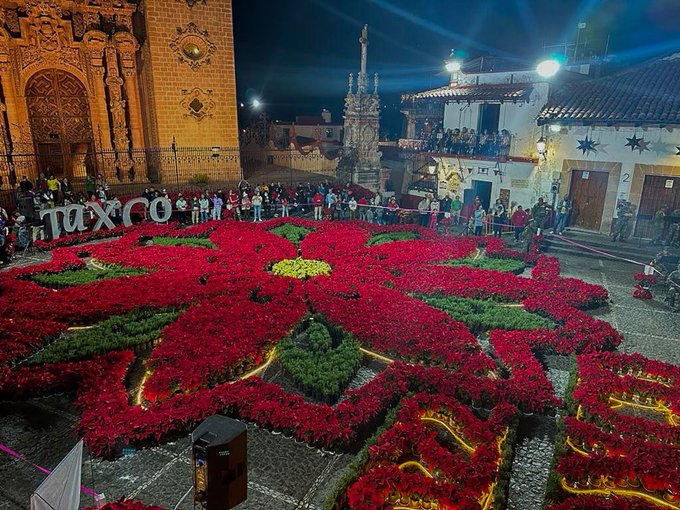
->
[26,69,95,178]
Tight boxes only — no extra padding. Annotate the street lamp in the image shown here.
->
[251,98,262,109]
[444,50,463,74]
[171,136,180,192]
[536,59,561,78]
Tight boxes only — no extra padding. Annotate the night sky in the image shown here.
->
[233,0,680,135]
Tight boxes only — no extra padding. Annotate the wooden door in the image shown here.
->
[569,169,608,231]
[635,175,680,237]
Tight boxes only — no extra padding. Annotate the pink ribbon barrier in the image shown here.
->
[0,442,100,498]
[551,234,680,289]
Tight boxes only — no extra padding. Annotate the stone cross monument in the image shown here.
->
[338,25,382,190]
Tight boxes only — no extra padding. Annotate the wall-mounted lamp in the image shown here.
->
[536,136,548,160]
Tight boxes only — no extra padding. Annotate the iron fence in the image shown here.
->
[0,145,338,207]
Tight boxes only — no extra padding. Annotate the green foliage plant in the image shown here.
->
[443,256,525,274]
[270,224,312,245]
[151,236,216,249]
[32,265,148,288]
[366,231,418,246]
[277,316,362,402]
[29,309,179,364]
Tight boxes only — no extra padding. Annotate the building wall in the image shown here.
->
[442,82,549,160]
[548,126,680,232]
[142,0,240,181]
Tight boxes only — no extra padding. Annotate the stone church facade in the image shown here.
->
[0,0,240,190]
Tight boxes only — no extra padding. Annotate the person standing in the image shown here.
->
[199,193,210,223]
[84,174,95,198]
[552,195,571,235]
[241,193,252,220]
[418,195,431,227]
[358,196,368,221]
[325,189,337,219]
[191,196,200,224]
[511,205,528,241]
[492,199,506,238]
[211,192,223,221]
[531,198,551,235]
[348,196,358,220]
[651,207,667,245]
[429,197,440,230]
[313,190,324,221]
[251,193,262,222]
[612,201,634,242]
[61,177,73,204]
[47,174,60,205]
[386,197,400,225]
[176,194,188,224]
[281,196,290,218]
[451,195,462,224]
[473,204,485,236]
[373,194,384,225]
[440,194,452,223]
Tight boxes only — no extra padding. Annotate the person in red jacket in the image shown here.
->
[313,191,324,221]
[227,190,241,220]
[511,205,529,241]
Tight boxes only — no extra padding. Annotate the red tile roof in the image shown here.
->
[407,83,533,103]
[538,53,680,126]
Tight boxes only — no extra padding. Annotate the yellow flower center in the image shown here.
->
[271,258,331,279]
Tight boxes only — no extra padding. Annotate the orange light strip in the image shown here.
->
[560,477,680,510]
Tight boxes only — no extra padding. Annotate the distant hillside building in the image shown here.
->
[270,110,343,149]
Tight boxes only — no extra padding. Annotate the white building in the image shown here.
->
[400,57,565,214]
[400,54,680,236]
[537,53,680,235]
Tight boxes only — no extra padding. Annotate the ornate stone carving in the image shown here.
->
[340,25,382,190]
[178,0,207,6]
[180,87,215,120]
[4,9,20,33]
[169,22,216,70]
[19,0,81,70]
[104,46,132,176]
[112,31,138,77]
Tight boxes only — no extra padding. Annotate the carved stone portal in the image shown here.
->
[169,22,216,70]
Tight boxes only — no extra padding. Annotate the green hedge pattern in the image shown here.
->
[32,265,147,288]
[270,224,312,245]
[277,316,362,402]
[151,236,216,249]
[443,256,525,273]
[417,294,555,332]
[366,231,418,246]
[29,309,179,364]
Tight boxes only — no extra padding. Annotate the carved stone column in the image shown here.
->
[83,31,113,151]
[104,45,132,178]
[113,32,143,151]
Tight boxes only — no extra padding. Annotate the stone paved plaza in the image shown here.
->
[0,240,678,510]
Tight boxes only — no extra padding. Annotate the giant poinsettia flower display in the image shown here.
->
[0,218,622,506]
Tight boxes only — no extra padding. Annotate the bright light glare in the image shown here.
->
[445,61,462,73]
[537,59,560,78]
[549,124,562,133]
[252,99,262,109]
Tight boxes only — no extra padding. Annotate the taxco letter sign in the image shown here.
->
[39,198,173,240]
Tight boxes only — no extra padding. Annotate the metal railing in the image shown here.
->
[0,145,338,207]
[398,133,514,159]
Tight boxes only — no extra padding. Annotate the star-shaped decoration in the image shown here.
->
[577,136,599,155]
[649,141,675,157]
[625,134,650,154]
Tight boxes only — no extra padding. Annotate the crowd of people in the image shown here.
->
[423,125,512,157]
[155,181,411,226]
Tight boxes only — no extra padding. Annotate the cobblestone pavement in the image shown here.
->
[1,244,677,510]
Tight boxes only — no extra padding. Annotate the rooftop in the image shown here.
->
[404,83,534,104]
[537,53,680,126]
